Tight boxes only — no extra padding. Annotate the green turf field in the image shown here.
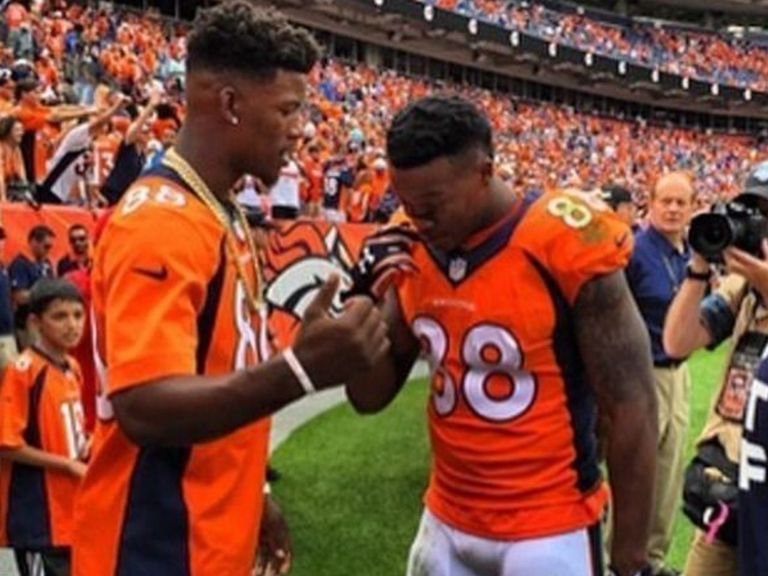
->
[272,347,728,575]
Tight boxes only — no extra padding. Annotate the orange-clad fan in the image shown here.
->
[0,278,88,576]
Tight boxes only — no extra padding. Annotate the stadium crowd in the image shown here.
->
[421,0,768,90]
[0,0,766,223]
[1,2,768,576]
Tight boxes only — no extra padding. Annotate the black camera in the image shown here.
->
[688,200,768,262]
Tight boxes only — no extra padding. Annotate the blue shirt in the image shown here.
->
[625,226,690,365]
[8,254,54,330]
[0,266,13,335]
[8,254,53,292]
[740,354,768,576]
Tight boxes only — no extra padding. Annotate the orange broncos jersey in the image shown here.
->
[0,347,86,548]
[397,190,633,540]
[72,166,272,576]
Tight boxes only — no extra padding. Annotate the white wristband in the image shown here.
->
[283,347,316,395]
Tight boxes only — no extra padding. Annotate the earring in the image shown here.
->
[231,117,240,126]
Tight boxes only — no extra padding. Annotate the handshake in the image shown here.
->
[287,226,419,392]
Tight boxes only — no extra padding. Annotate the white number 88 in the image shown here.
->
[413,317,536,423]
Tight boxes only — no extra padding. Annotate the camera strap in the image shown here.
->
[661,253,686,295]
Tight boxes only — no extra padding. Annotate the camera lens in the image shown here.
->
[689,213,734,261]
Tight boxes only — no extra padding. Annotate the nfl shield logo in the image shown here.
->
[448,257,467,282]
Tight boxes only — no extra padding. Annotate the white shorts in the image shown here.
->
[406,509,603,576]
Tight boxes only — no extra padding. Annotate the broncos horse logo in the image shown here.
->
[262,220,372,346]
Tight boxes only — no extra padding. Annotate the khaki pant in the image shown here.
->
[684,529,737,576]
[648,364,690,570]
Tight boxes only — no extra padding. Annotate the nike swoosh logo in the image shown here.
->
[132,266,169,281]
[615,232,629,248]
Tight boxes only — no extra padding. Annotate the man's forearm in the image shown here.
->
[662,278,710,357]
[607,400,657,573]
[50,107,93,123]
[0,445,74,474]
[113,353,307,447]
[345,352,414,414]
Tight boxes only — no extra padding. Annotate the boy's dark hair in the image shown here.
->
[28,225,55,243]
[387,96,493,170]
[187,1,321,78]
[29,278,84,316]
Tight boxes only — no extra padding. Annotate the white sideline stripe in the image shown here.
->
[270,361,429,452]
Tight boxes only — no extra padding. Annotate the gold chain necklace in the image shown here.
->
[163,147,264,313]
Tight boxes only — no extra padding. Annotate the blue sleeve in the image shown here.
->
[340,169,355,188]
[701,293,736,350]
[8,258,30,291]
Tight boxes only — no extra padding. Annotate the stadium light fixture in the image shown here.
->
[584,52,593,67]
[745,88,753,101]
[548,42,557,57]
[468,18,478,35]
[711,84,720,96]
[682,77,689,90]
[423,5,434,22]
[651,69,660,83]
[618,61,626,75]
[509,31,520,47]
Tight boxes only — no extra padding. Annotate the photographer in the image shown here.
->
[663,162,768,576]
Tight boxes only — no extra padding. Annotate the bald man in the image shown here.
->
[624,172,695,576]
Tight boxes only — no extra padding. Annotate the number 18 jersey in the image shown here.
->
[397,190,632,540]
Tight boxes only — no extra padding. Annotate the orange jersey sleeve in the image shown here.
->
[93,177,223,395]
[517,190,633,304]
[0,353,35,450]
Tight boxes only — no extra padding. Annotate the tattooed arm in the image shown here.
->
[574,271,657,576]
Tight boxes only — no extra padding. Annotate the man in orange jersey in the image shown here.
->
[72,4,390,576]
[0,278,88,576]
[346,97,658,576]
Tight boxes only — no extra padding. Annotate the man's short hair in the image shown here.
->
[29,278,84,316]
[386,96,493,170]
[187,1,321,78]
[28,225,55,243]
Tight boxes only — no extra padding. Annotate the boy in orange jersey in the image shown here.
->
[0,278,88,576]
[346,97,658,576]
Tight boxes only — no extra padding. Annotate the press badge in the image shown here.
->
[717,331,768,422]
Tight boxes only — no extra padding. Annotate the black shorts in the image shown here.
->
[271,205,299,220]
